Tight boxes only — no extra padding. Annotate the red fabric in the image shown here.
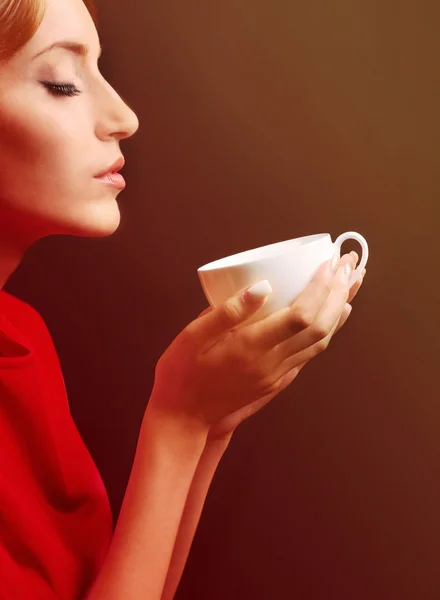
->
[0,290,113,599]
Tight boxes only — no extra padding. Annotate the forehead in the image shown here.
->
[20,0,99,60]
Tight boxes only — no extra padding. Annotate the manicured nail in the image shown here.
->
[336,263,352,284]
[243,280,273,303]
[349,251,358,263]
[331,255,339,273]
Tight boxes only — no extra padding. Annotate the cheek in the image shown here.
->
[0,106,74,202]
[0,103,62,165]
[0,111,38,164]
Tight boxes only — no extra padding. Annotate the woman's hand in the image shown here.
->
[206,256,365,441]
[148,252,365,441]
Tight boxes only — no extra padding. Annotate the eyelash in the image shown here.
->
[40,81,82,97]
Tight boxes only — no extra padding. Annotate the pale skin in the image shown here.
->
[150,254,365,441]
[0,0,139,289]
[0,0,366,597]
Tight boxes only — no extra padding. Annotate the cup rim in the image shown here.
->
[198,233,329,272]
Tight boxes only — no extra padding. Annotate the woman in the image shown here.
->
[0,0,366,598]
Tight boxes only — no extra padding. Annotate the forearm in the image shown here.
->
[85,406,208,600]
[161,434,232,600]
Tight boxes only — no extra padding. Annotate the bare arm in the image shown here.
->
[160,434,232,600]
[85,406,209,600]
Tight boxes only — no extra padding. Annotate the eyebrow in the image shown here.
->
[32,40,103,61]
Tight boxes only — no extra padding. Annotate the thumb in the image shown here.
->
[186,280,273,347]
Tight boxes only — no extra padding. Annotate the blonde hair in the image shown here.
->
[0,0,98,63]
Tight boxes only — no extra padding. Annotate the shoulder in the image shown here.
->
[0,289,46,326]
[0,289,52,351]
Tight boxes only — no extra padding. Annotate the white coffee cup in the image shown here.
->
[197,231,369,327]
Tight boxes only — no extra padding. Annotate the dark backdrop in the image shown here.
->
[6,1,440,598]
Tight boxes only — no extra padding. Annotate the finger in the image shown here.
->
[242,252,356,353]
[293,359,309,376]
[347,268,365,304]
[335,302,352,333]
[196,306,214,319]
[268,301,352,392]
[264,355,312,400]
[349,250,359,268]
[274,302,353,380]
[273,259,354,362]
[184,279,273,350]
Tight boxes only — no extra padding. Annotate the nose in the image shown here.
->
[94,76,140,142]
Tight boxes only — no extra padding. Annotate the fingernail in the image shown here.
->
[243,280,273,303]
[336,263,352,284]
[331,255,339,273]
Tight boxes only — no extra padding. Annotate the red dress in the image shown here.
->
[0,290,113,599]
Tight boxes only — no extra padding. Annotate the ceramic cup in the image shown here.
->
[197,231,369,327]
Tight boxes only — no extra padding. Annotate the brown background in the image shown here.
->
[6,1,440,598]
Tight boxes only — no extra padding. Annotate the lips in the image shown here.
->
[95,172,126,189]
[94,156,125,178]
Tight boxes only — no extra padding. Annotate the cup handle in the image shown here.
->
[333,231,369,287]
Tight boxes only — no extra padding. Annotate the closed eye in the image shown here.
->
[40,81,82,97]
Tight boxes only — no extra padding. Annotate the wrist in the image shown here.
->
[141,403,209,456]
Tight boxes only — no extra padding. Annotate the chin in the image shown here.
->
[47,201,122,239]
